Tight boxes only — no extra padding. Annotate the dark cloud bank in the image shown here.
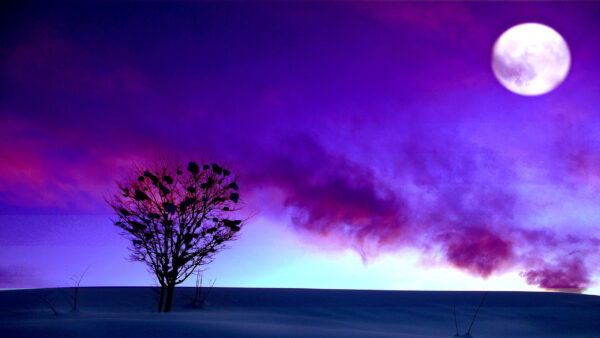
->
[243,135,599,292]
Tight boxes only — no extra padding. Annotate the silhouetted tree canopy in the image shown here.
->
[108,159,243,312]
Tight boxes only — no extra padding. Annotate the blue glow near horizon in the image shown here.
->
[2,215,597,295]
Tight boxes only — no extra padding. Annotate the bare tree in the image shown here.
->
[190,271,215,309]
[465,292,487,337]
[29,290,59,315]
[108,160,243,312]
[453,303,460,337]
[60,267,89,312]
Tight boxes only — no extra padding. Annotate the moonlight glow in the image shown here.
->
[492,23,571,96]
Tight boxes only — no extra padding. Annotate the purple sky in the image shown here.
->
[2,1,600,292]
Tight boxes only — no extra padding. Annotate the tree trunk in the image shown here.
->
[163,284,175,312]
[72,287,78,312]
[157,286,165,312]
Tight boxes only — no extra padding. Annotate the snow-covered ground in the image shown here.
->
[1,287,599,337]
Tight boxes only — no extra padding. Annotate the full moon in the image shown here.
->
[492,23,571,96]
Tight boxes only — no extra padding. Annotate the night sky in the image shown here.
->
[2,1,600,293]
